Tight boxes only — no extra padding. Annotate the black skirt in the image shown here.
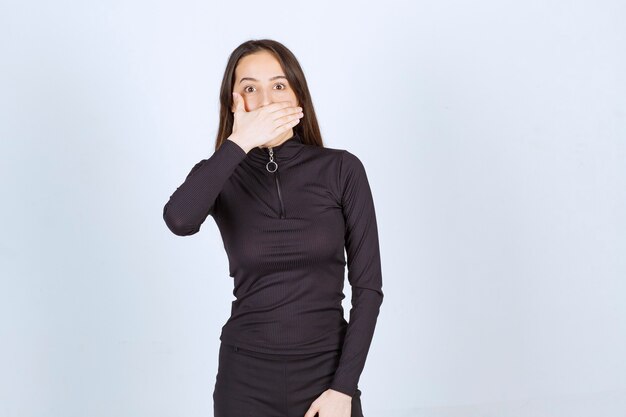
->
[213,341,364,417]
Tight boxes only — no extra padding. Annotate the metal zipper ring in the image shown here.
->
[266,161,278,172]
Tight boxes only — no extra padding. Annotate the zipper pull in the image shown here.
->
[266,147,278,172]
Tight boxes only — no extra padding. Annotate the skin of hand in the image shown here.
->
[303,388,352,417]
[229,49,303,152]
[229,92,302,153]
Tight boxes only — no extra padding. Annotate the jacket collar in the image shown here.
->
[247,131,305,166]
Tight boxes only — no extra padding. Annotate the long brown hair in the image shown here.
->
[214,39,324,151]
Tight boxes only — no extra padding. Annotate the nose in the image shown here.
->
[260,90,272,107]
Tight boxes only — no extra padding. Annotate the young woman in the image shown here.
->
[163,39,384,417]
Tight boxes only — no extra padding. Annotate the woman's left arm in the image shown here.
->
[329,150,385,397]
[305,150,384,417]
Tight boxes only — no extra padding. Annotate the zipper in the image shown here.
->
[274,171,286,219]
[265,147,286,219]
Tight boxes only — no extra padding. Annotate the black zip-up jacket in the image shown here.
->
[162,131,384,397]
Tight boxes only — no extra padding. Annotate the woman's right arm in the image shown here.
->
[162,138,248,236]
[164,95,302,236]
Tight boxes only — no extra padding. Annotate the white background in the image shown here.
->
[1,0,625,416]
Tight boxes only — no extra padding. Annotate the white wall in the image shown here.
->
[1,0,624,416]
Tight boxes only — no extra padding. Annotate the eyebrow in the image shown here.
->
[239,75,287,84]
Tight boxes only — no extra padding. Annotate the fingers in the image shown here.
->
[232,92,246,113]
[258,100,303,126]
[270,114,302,138]
[261,100,298,114]
[232,96,301,119]
[275,107,304,126]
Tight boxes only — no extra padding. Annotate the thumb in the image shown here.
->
[303,403,319,417]
[232,92,245,113]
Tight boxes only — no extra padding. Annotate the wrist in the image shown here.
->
[328,388,352,400]
[226,134,251,154]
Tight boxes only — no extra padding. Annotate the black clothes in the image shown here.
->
[213,341,364,417]
[163,131,384,398]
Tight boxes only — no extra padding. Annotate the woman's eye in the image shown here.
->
[242,83,286,93]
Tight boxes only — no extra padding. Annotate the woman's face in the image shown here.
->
[231,50,299,113]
